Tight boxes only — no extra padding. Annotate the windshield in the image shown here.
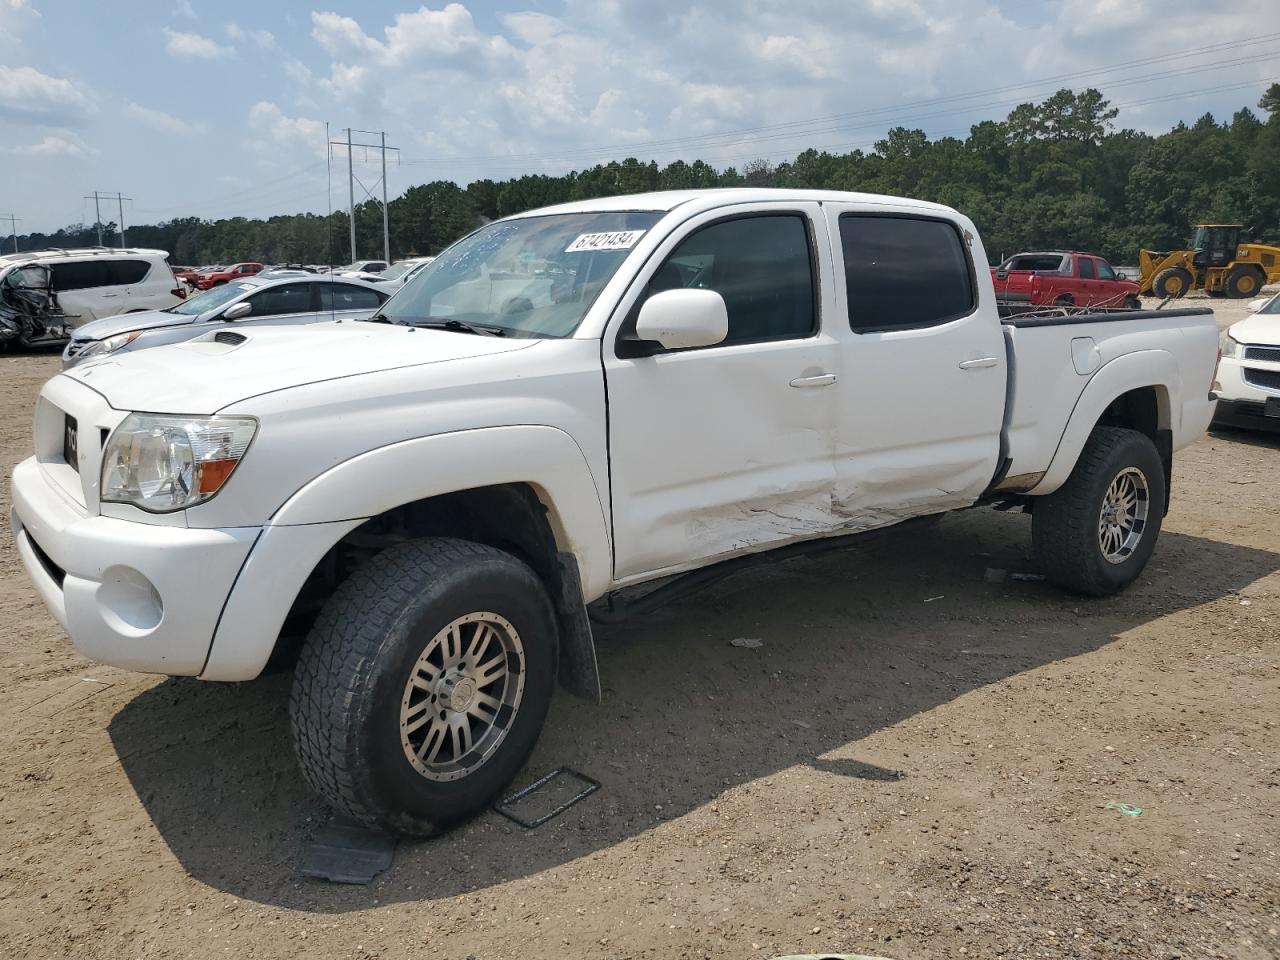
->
[1261,295,1280,314]
[383,211,664,337]
[380,263,413,280]
[168,280,256,315]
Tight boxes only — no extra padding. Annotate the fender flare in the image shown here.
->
[1027,350,1177,497]
[201,425,612,682]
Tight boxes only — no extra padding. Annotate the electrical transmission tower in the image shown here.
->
[84,192,133,247]
[328,129,399,263]
[2,214,20,253]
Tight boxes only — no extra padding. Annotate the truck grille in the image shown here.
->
[1243,345,1280,364]
[1242,367,1280,392]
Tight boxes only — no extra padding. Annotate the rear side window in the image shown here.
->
[840,216,974,332]
[246,283,314,316]
[320,283,384,311]
[107,259,151,285]
[1079,257,1096,279]
[645,214,815,346]
[49,260,111,291]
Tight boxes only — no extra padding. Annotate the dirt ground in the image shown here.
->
[1,295,1277,960]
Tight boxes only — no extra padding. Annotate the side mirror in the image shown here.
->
[1116,271,1128,281]
[631,288,728,353]
[222,301,252,321]
[1247,297,1268,313]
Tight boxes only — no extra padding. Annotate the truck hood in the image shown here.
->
[62,320,540,413]
[71,308,194,341]
[1229,311,1280,347]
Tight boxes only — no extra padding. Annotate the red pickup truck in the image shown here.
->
[191,262,264,290]
[992,252,1140,310]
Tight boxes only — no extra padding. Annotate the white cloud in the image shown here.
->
[163,28,234,59]
[2,129,97,158]
[0,65,94,125]
[124,101,206,137]
[247,101,327,157]
[226,22,277,50]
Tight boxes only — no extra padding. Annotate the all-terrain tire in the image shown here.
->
[1054,294,1074,307]
[1123,295,1141,310]
[1152,266,1193,299]
[1224,266,1264,299]
[1032,426,1165,597]
[289,537,557,837]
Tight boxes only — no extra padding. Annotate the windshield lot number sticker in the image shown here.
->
[565,230,646,253]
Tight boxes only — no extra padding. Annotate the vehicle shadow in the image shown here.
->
[107,506,1280,913]
[1208,423,1280,449]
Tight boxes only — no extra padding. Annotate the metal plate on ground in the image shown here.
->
[494,767,600,829]
[300,820,397,884]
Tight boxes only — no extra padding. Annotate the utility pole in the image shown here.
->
[328,129,399,266]
[381,130,390,264]
[2,214,20,253]
[346,127,356,263]
[84,192,132,247]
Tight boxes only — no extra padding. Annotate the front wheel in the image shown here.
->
[290,538,557,837]
[1031,426,1165,596]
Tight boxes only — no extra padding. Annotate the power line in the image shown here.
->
[84,192,133,247]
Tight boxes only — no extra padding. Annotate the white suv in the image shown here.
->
[0,248,183,329]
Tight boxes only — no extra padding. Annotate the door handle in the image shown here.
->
[789,373,838,388]
[958,357,999,370]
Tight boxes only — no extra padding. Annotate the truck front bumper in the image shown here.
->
[9,456,259,675]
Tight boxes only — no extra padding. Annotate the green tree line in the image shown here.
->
[16,85,1280,266]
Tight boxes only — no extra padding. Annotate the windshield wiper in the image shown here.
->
[404,317,507,337]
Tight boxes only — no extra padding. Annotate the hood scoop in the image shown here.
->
[178,328,250,354]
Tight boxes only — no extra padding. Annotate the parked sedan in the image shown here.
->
[1213,290,1280,430]
[62,275,390,368]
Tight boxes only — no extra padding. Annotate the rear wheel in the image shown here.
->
[1032,427,1165,596]
[1054,294,1074,308]
[290,538,557,837]
[1152,266,1193,298]
[1224,266,1264,299]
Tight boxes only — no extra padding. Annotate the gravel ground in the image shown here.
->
[0,294,1277,960]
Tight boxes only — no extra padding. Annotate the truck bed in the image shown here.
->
[996,306,1218,494]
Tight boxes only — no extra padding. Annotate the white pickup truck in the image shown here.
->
[9,189,1218,837]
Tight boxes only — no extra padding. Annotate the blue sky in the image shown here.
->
[1,0,1275,232]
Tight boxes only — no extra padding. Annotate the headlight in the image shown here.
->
[101,414,257,512]
[1219,329,1241,359]
[78,330,141,360]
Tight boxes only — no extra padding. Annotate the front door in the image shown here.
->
[821,205,1006,526]
[603,204,842,581]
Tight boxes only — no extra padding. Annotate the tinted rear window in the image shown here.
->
[107,259,151,285]
[50,261,112,290]
[1003,254,1065,272]
[840,215,974,332]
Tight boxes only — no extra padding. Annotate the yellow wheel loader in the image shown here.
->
[1138,225,1280,299]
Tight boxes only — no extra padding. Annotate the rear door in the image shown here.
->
[236,282,320,327]
[821,206,1006,524]
[49,260,113,325]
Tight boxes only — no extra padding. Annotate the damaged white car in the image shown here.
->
[10,188,1220,837]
